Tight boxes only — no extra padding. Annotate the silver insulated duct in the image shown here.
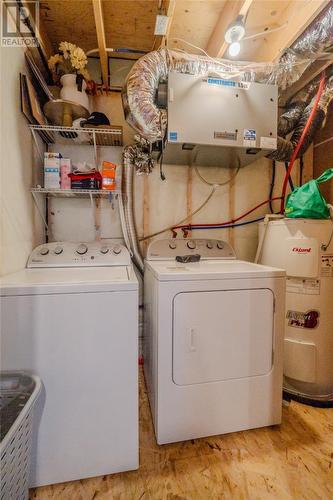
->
[122,3,333,166]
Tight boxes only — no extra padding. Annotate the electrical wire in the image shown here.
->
[269,161,276,213]
[139,185,218,241]
[194,165,240,186]
[284,162,295,191]
[172,196,282,231]
[280,73,326,212]
[140,154,244,241]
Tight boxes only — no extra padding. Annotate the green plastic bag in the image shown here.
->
[285,168,333,219]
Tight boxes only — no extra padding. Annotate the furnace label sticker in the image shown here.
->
[206,78,250,89]
[214,131,237,140]
[243,129,256,147]
[169,131,178,141]
[260,136,277,149]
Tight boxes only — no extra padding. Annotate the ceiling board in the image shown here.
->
[168,0,227,54]
[102,0,159,51]
[40,1,98,53]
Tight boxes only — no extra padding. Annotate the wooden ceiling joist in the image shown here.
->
[206,0,254,58]
[92,0,109,88]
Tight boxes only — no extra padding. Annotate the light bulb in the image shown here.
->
[228,42,241,57]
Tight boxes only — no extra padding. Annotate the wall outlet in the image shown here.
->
[154,15,169,36]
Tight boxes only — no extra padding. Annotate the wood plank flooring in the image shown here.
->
[30,370,333,499]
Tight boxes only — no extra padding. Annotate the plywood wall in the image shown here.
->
[47,93,308,262]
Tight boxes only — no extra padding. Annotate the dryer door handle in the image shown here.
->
[188,328,196,352]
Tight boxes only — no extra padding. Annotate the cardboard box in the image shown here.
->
[60,158,71,189]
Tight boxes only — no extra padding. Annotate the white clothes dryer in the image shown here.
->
[0,241,138,487]
[143,239,285,445]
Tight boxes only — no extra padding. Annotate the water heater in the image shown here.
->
[258,218,333,406]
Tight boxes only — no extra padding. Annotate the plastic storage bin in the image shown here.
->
[0,372,41,500]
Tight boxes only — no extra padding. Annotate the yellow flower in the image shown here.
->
[59,41,75,59]
[48,53,63,71]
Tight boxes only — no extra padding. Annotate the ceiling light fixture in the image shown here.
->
[228,41,241,57]
[224,15,246,44]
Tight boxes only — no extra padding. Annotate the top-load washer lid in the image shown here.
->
[145,238,285,281]
[1,241,138,295]
[0,267,138,295]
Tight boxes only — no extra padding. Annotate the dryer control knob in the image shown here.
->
[113,245,122,255]
[40,247,49,256]
[76,243,88,255]
[217,241,225,249]
[54,246,63,255]
[169,242,177,250]
[100,246,109,254]
[206,241,213,249]
[187,240,196,250]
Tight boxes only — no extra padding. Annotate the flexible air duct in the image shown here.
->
[122,3,333,160]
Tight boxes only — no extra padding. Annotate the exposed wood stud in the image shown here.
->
[206,0,254,58]
[92,0,109,89]
[186,165,193,237]
[142,175,150,253]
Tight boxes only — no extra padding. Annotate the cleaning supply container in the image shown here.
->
[0,372,41,500]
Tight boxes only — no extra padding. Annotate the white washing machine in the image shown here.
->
[0,241,138,487]
[144,239,285,445]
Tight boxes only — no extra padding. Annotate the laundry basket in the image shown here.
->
[0,372,41,500]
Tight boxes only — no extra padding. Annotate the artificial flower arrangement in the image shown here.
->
[48,41,90,89]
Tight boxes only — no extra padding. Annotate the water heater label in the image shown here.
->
[286,277,320,295]
[169,131,178,141]
[321,254,333,277]
[287,309,320,329]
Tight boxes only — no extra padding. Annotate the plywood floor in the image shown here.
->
[31,370,333,500]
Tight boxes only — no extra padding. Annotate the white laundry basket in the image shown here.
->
[0,373,41,500]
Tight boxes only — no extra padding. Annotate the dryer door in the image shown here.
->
[172,289,274,385]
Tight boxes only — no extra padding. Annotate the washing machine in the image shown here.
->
[144,238,285,445]
[0,241,138,487]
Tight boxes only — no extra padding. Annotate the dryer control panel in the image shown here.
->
[27,241,131,268]
[146,239,236,260]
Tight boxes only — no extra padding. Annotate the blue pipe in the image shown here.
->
[184,217,265,231]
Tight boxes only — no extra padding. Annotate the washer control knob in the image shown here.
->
[217,241,225,250]
[112,245,122,255]
[206,241,214,249]
[100,246,109,254]
[169,242,177,250]
[40,247,49,256]
[54,246,63,255]
[187,240,196,250]
[76,243,88,255]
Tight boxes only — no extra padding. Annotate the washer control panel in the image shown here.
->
[27,241,130,268]
[147,239,236,260]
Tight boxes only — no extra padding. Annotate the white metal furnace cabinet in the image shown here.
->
[0,241,138,487]
[143,239,285,445]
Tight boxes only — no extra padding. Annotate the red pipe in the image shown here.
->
[280,73,326,213]
[173,197,282,230]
